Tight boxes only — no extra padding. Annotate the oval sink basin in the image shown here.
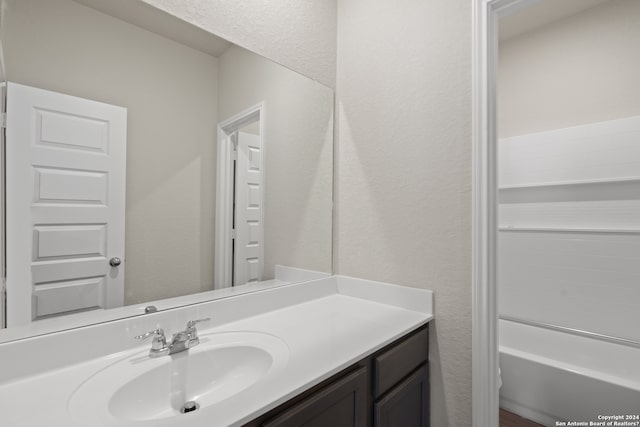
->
[68,331,289,424]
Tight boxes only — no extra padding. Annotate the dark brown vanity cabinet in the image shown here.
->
[245,324,429,427]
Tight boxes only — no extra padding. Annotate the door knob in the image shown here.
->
[109,257,122,267]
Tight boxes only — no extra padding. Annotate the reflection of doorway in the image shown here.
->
[214,103,265,288]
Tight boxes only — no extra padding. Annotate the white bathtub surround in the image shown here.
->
[497,115,640,422]
[0,276,432,426]
[499,319,640,425]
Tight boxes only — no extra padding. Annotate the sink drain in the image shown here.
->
[180,401,200,414]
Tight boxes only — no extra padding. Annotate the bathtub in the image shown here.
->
[499,319,640,426]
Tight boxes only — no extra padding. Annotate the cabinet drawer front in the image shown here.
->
[374,364,429,427]
[263,367,368,427]
[374,327,428,398]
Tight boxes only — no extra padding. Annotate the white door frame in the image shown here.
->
[471,0,539,425]
[0,83,5,329]
[214,102,265,289]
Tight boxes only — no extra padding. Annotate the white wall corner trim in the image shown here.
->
[472,0,540,425]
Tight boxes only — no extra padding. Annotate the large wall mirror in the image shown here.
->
[0,0,333,341]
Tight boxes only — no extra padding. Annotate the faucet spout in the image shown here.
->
[168,331,193,354]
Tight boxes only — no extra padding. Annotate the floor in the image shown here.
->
[500,409,545,427]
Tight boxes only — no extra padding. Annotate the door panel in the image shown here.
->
[34,167,108,204]
[6,82,127,326]
[34,224,107,260]
[234,131,264,285]
[37,109,108,152]
[33,277,106,317]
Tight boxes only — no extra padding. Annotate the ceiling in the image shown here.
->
[73,0,231,57]
[499,0,612,41]
[76,0,613,53]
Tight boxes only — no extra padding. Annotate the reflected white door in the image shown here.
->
[233,131,264,285]
[6,82,127,326]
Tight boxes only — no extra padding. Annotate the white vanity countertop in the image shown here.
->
[0,275,433,427]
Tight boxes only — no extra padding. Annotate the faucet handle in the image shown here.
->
[135,328,165,340]
[185,318,210,345]
[186,318,210,329]
[135,328,168,353]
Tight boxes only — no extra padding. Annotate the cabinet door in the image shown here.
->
[374,364,429,427]
[263,367,368,427]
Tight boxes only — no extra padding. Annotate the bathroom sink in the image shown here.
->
[68,331,289,424]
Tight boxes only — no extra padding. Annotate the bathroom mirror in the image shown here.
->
[0,0,333,341]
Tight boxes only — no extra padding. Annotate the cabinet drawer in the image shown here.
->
[373,327,428,398]
[263,367,368,427]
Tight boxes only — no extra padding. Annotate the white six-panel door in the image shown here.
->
[6,82,127,326]
[233,131,264,285]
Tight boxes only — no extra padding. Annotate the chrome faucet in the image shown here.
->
[135,318,210,357]
[168,318,210,354]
